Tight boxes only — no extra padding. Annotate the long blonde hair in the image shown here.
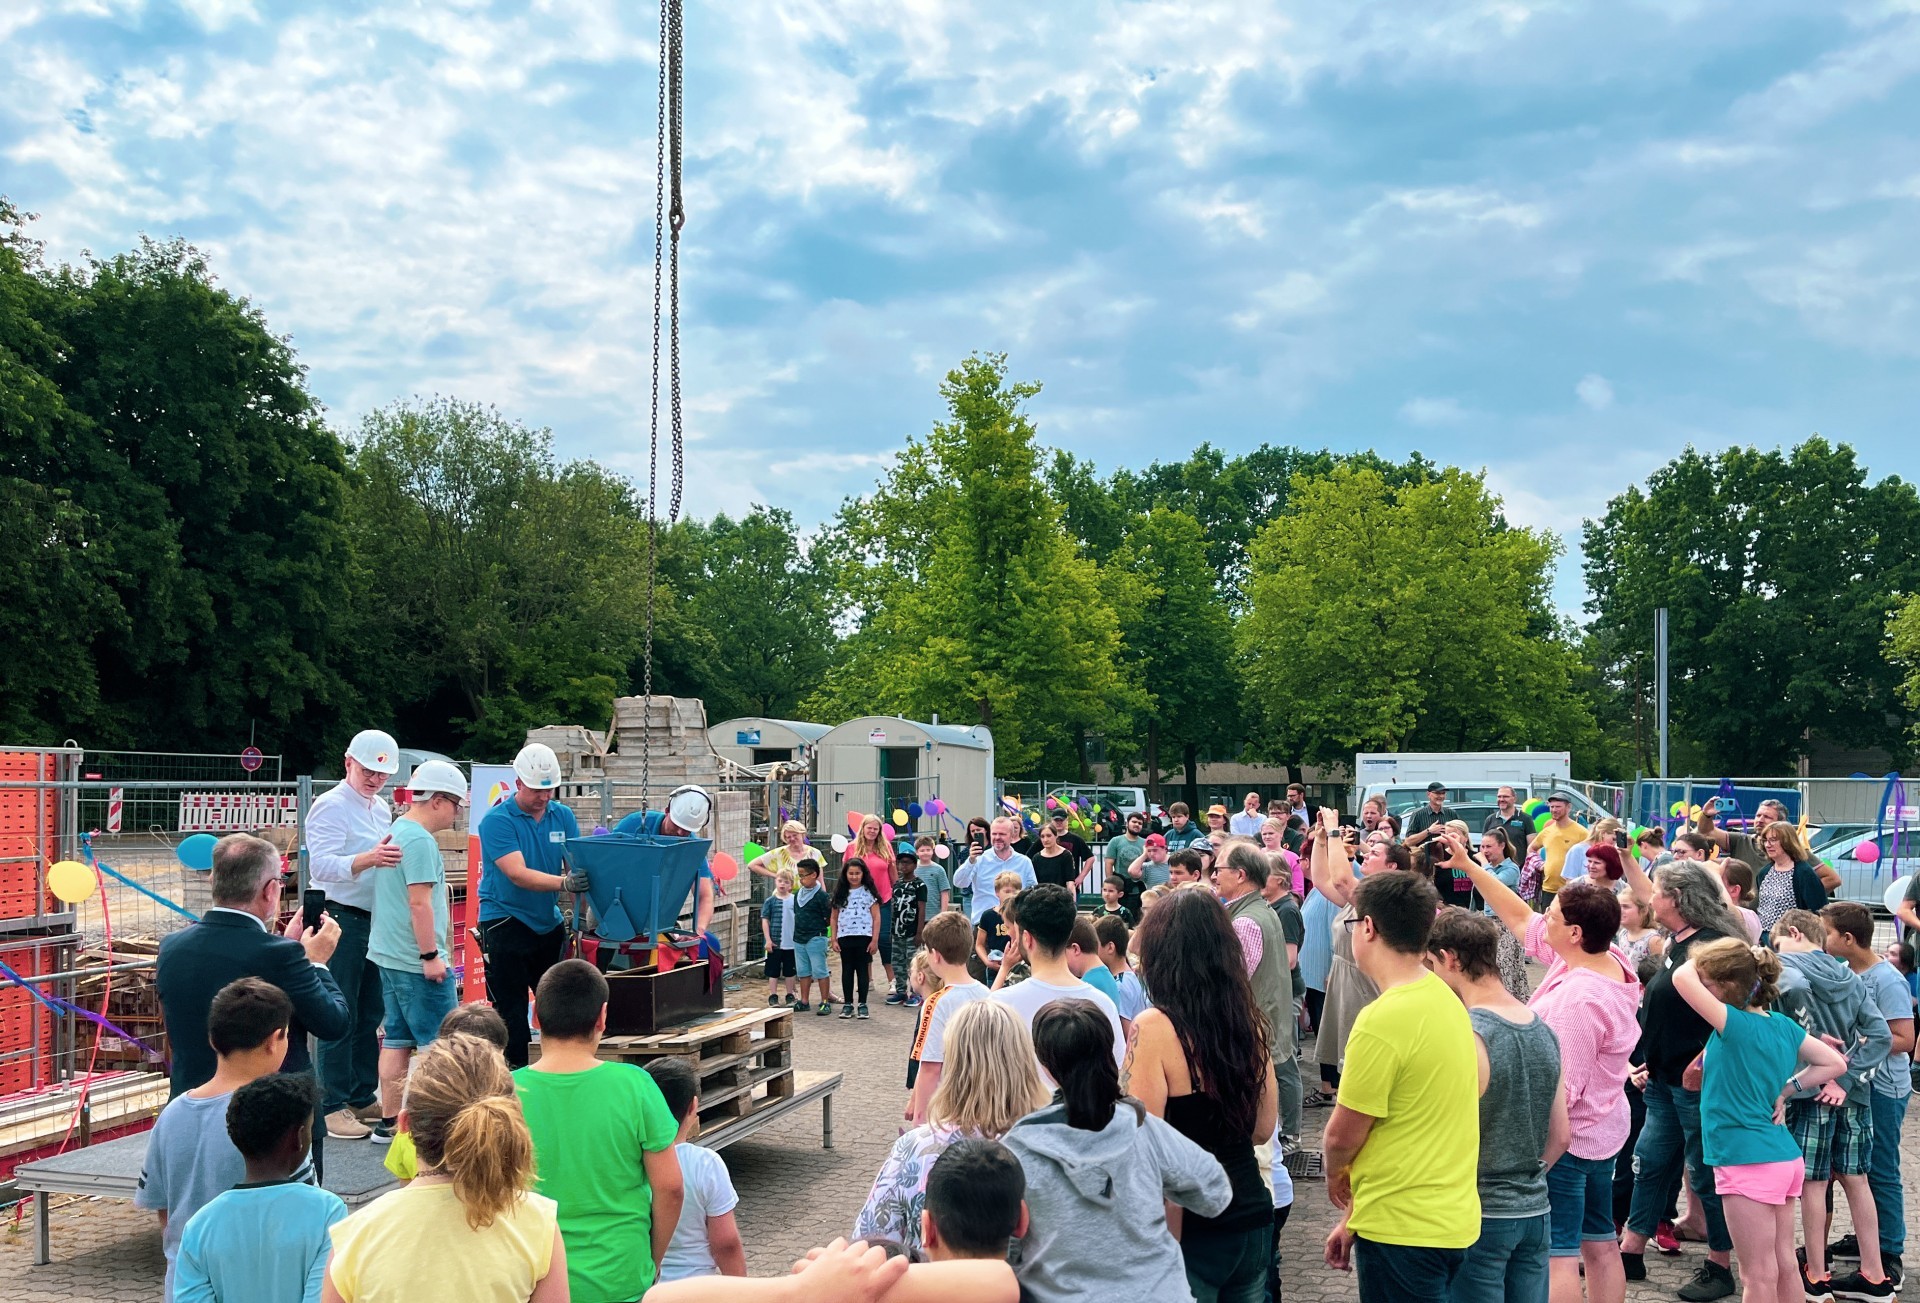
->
[848,816,887,862]
[927,1000,1048,1137]
[403,1033,534,1229]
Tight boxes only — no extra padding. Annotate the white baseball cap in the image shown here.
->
[513,743,563,790]
[346,729,400,775]
[408,759,467,799]
[667,785,712,833]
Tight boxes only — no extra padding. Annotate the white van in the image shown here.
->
[1351,751,1573,815]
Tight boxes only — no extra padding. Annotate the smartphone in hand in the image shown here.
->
[302,888,327,934]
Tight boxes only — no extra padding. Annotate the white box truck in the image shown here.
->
[1351,751,1572,815]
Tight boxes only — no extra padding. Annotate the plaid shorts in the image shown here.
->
[1789,1097,1874,1179]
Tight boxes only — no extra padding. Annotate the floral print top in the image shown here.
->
[851,1124,984,1257]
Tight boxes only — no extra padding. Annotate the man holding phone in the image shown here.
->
[305,729,404,1141]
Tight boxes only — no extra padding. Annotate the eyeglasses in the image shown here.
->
[1343,916,1361,933]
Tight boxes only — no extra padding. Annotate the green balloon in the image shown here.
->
[742,841,766,861]
[1532,811,1551,833]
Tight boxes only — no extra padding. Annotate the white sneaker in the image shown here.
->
[325,1108,371,1140]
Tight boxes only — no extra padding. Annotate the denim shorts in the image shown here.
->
[380,965,459,1050]
[796,935,830,979]
[1546,1151,1618,1256]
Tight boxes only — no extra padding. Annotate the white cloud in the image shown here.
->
[1575,373,1615,410]
[1400,396,1469,425]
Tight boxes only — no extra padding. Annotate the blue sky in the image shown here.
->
[6,1,1919,613]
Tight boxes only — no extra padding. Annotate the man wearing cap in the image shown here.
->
[1402,782,1454,848]
[477,743,582,1068]
[306,729,406,1140]
[367,759,466,1143]
[612,785,719,938]
[1534,791,1587,909]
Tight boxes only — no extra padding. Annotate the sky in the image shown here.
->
[6,1,1919,614]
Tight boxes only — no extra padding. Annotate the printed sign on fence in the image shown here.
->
[178,792,299,831]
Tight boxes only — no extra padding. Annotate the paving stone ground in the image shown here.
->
[2,985,1914,1301]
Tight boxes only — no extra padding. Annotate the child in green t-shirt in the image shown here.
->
[514,960,684,1302]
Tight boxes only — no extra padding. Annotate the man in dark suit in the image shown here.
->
[156,832,349,1174]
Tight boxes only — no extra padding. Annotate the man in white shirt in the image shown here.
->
[954,817,1035,926]
[304,729,403,1140]
[1229,792,1266,838]
[990,884,1124,1078]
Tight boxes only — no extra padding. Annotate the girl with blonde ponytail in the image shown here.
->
[1670,940,1850,1303]
[323,1034,568,1302]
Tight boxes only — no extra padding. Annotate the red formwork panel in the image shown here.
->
[0,751,58,921]
[0,932,64,1096]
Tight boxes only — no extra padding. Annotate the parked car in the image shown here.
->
[1806,823,1920,911]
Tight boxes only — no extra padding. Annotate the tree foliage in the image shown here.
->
[807,354,1139,775]
[1583,439,1920,773]
[1239,466,1594,768]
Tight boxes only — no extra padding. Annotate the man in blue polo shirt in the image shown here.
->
[611,785,717,940]
[477,742,580,1067]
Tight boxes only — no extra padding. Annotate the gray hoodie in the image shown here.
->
[1002,1101,1232,1303]
[1776,949,1892,1103]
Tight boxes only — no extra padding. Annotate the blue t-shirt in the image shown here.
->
[1299,890,1337,992]
[174,1179,346,1303]
[368,818,449,972]
[1859,960,1914,1097]
[477,797,579,931]
[1701,1006,1805,1168]
[1082,962,1123,1005]
[612,809,713,881]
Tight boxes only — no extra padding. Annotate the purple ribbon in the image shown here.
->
[0,956,169,1065]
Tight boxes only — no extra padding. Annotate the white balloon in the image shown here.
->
[934,843,951,860]
[830,832,849,854]
[1883,875,1912,918]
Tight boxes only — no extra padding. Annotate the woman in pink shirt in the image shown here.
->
[1444,830,1642,1303]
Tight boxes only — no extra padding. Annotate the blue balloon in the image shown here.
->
[907,802,924,820]
[177,833,218,872]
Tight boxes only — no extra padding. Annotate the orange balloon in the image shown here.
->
[709,852,739,882]
[846,810,863,834]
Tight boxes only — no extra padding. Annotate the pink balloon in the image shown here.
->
[927,798,947,817]
[1855,841,1882,865]
[933,843,950,860]
[709,852,739,882]
[880,824,895,841]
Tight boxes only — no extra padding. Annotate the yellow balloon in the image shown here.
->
[891,810,909,827]
[48,859,97,904]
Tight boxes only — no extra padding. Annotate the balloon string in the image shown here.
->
[79,835,201,923]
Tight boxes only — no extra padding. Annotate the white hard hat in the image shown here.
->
[408,760,467,799]
[513,743,563,790]
[667,785,712,833]
[346,729,400,775]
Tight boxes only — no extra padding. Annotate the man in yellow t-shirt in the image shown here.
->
[1322,871,1483,1302]
[1534,791,1588,902]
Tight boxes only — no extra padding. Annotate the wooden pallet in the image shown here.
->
[533,1006,797,1127]
[0,1072,170,1159]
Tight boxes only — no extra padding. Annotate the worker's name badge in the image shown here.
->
[550,830,566,843]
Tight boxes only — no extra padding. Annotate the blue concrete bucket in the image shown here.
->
[564,833,711,942]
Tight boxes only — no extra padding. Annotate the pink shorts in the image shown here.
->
[1713,1158,1805,1205]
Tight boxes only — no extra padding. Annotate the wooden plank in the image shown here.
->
[598,1005,792,1051]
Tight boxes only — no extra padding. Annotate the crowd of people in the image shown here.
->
[138,752,1920,1303]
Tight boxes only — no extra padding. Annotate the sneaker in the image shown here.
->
[1621,1252,1646,1282]
[906,994,923,1007]
[1278,1134,1301,1158]
[767,994,781,1006]
[1801,1264,1834,1302]
[786,994,800,1007]
[352,1100,384,1122]
[325,1108,371,1140]
[1302,1089,1335,1109]
[857,1003,870,1019]
[1830,1269,1894,1301]
[1677,1261,1736,1301]
[840,1004,855,1019]
[1829,1236,1862,1262]
[1655,1221,1683,1255]
[369,1118,397,1146]
[817,1000,833,1016]
[884,992,907,1005]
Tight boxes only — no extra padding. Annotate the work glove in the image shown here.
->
[561,868,591,893]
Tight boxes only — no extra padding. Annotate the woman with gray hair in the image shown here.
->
[1614,861,1747,1298]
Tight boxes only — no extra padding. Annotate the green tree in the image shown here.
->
[16,230,353,761]
[807,354,1138,776]
[665,507,834,722]
[1109,508,1240,804]
[1891,596,1920,744]
[1583,439,1920,773]
[344,397,688,756]
[1240,465,1593,767]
